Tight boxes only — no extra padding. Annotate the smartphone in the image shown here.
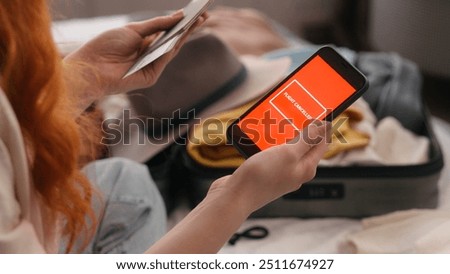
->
[227,46,369,158]
[124,0,212,78]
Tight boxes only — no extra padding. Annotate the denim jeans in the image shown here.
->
[63,158,167,254]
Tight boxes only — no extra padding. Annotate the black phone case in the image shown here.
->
[227,46,369,159]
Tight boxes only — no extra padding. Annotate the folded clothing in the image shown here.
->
[187,101,255,169]
[323,105,371,159]
[342,209,450,254]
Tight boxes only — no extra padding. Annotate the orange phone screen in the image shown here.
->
[238,55,356,150]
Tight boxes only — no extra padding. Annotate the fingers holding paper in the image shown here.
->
[63,10,208,108]
[124,11,209,80]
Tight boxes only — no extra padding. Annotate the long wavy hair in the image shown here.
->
[0,1,97,253]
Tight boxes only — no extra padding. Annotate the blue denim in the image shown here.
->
[61,158,167,254]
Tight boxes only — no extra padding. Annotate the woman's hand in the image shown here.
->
[63,11,207,111]
[208,121,332,214]
[148,121,330,254]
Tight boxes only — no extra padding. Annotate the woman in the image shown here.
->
[0,0,330,254]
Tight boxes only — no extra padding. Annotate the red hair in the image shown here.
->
[0,1,97,252]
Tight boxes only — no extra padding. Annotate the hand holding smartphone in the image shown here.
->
[227,46,369,158]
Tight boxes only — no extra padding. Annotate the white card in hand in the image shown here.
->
[122,0,211,79]
[123,33,182,79]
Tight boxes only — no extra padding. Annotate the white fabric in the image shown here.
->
[343,209,450,254]
[320,99,430,166]
[0,88,49,253]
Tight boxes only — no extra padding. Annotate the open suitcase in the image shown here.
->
[140,45,445,218]
[171,51,445,218]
